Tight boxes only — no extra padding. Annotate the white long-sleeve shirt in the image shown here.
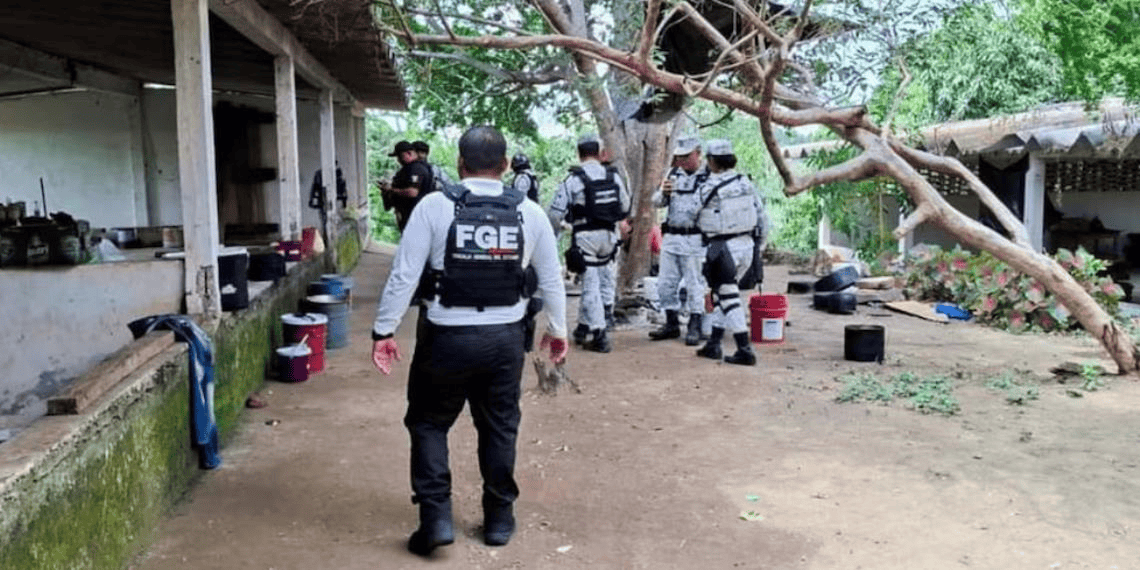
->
[372,177,568,338]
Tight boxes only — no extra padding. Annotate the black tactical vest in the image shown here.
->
[436,185,528,310]
[569,165,625,231]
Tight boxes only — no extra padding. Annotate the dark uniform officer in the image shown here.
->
[383,140,436,232]
[371,126,568,556]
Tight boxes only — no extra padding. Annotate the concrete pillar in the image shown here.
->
[172,0,221,317]
[1025,154,1046,252]
[318,90,338,256]
[274,55,302,241]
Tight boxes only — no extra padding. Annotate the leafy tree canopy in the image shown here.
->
[1017,0,1140,102]
[870,2,1064,126]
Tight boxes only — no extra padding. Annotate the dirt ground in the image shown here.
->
[131,246,1140,570]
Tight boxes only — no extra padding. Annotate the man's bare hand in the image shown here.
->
[372,338,402,375]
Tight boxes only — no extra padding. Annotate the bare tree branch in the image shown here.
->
[404,7,535,36]
[637,0,665,64]
[408,50,571,84]
[889,142,1033,247]
[785,152,878,196]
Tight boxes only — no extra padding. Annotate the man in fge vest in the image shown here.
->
[547,133,631,353]
[371,126,569,556]
[648,136,710,346]
[694,139,769,366]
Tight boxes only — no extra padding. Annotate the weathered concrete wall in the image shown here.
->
[0,260,183,429]
[0,91,146,228]
[0,235,362,570]
[1057,191,1140,236]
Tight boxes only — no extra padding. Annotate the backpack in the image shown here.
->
[435,184,529,310]
[569,165,626,229]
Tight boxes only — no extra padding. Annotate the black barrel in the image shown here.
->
[815,265,858,292]
[828,291,857,314]
[844,324,885,363]
[218,247,250,311]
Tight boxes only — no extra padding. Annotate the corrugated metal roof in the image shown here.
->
[782,99,1140,161]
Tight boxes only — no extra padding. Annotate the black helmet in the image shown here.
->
[511,153,531,171]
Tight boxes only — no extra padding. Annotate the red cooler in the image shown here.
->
[281,313,328,373]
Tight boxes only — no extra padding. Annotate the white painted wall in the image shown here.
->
[0,91,145,228]
[1055,191,1140,235]
[0,260,183,430]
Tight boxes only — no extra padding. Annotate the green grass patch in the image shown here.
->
[983,370,1040,405]
[836,371,960,415]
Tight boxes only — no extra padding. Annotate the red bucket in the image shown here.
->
[750,294,788,344]
[301,227,317,258]
[281,313,328,374]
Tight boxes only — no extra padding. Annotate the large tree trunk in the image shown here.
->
[617,121,670,292]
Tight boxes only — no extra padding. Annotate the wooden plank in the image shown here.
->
[173,0,222,317]
[47,332,176,415]
[855,276,897,290]
[275,55,302,241]
[884,300,950,323]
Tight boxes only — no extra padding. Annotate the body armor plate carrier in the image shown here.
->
[433,184,531,310]
[569,165,625,231]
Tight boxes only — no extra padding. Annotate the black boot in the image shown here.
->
[483,496,515,547]
[649,310,681,341]
[604,304,615,330]
[585,328,612,353]
[684,313,703,346]
[407,497,454,556]
[572,323,590,346]
[724,332,757,366]
[696,327,724,360]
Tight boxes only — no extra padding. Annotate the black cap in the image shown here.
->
[511,153,530,171]
[411,140,430,153]
[388,140,414,156]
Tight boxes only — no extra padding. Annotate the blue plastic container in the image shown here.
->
[302,294,350,349]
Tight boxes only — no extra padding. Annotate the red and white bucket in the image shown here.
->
[750,293,788,344]
[276,343,312,382]
[281,313,328,373]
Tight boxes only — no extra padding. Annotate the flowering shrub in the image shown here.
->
[903,245,1124,333]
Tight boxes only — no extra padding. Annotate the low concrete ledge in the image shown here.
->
[0,229,363,570]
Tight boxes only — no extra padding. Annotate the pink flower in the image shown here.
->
[980,295,998,314]
[1009,311,1026,330]
[952,258,968,271]
[979,265,995,278]
[936,261,949,274]
[1037,313,1055,330]
[996,271,1011,286]
[1102,282,1123,298]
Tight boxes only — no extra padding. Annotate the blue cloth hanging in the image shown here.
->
[129,315,221,469]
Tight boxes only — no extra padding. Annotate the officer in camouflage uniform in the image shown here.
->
[548,133,631,353]
[648,136,710,346]
[694,139,768,366]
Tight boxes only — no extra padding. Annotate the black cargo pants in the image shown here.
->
[404,320,526,510]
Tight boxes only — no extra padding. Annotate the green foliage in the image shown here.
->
[1079,361,1105,391]
[984,370,1040,405]
[1017,0,1140,101]
[872,3,1064,124]
[903,245,1125,333]
[836,371,961,415]
[804,145,905,262]
[377,1,583,140]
